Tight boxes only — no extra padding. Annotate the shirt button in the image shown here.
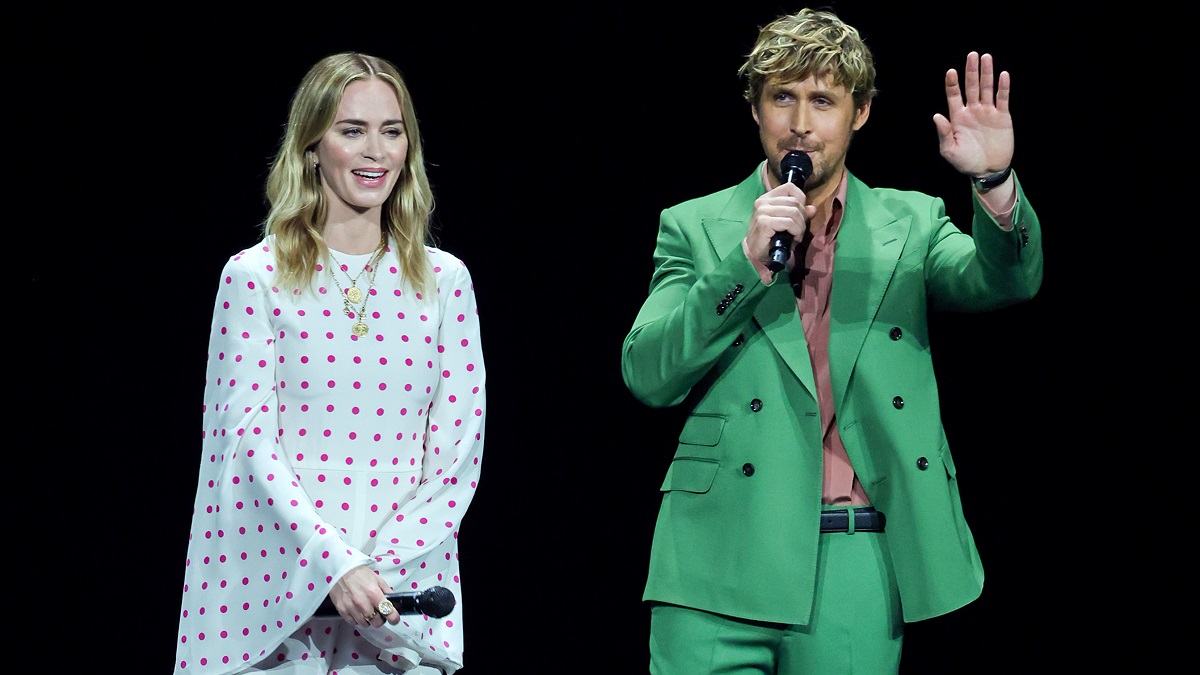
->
[892,396,904,409]
[889,327,903,340]
[916,457,929,470]
[742,463,755,476]
[750,399,763,412]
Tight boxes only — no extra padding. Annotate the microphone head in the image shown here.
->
[419,586,457,618]
[781,150,812,187]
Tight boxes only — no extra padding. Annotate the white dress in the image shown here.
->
[174,236,486,674]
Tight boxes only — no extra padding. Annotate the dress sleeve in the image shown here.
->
[371,257,486,578]
[174,251,371,675]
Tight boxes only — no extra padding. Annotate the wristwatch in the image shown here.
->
[971,166,1012,193]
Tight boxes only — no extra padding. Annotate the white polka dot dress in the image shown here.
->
[174,236,486,674]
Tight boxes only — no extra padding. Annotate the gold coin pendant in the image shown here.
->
[352,321,369,337]
[347,286,363,304]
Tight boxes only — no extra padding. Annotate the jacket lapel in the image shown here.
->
[703,166,818,399]
[828,173,911,410]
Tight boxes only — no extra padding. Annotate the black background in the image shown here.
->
[38,2,1141,673]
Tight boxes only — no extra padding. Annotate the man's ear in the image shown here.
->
[852,99,871,131]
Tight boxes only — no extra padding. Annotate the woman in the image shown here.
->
[174,52,486,675]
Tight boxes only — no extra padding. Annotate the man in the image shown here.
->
[620,7,1041,673]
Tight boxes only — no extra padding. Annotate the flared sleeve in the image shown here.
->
[173,247,372,674]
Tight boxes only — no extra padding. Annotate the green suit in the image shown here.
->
[621,164,1042,625]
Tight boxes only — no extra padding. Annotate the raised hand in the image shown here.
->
[933,51,1014,177]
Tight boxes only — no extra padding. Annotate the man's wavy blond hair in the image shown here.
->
[738,8,877,110]
[263,52,435,298]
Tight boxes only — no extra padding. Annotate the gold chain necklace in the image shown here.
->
[327,238,387,337]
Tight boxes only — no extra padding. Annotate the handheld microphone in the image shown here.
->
[315,585,457,619]
[767,150,813,272]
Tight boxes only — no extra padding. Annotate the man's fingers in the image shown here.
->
[963,51,980,104]
[995,70,1011,114]
[979,53,995,107]
[944,68,962,112]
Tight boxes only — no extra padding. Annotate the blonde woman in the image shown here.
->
[174,52,486,675]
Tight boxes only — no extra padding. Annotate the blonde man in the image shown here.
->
[622,8,1039,673]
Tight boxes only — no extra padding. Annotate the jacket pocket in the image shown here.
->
[678,414,725,446]
[660,457,720,494]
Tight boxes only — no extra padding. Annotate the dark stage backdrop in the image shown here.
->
[41,2,1137,673]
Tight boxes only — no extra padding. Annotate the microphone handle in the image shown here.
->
[313,591,427,617]
[768,233,792,272]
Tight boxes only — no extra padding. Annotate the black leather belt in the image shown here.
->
[820,507,886,533]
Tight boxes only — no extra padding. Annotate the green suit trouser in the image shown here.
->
[649,513,903,674]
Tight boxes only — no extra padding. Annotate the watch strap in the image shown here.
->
[972,166,1012,192]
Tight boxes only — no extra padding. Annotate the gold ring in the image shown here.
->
[377,599,395,616]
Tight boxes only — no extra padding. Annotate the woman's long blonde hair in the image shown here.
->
[263,52,435,297]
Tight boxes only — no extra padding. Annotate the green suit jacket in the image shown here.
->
[621,165,1042,624]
